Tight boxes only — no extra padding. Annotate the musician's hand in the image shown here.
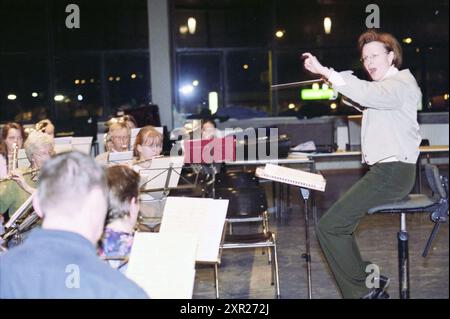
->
[11,169,35,195]
[302,53,332,79]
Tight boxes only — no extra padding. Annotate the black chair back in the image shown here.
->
[215,187,267,218]
[215,171,259,189]
[424,164,448,199]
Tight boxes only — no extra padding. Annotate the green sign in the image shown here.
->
[301,89,336,100]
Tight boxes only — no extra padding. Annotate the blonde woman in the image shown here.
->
[0,131,55,217]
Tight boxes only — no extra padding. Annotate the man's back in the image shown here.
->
[0,229,148,299]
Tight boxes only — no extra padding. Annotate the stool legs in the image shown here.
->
[398,213,410,299]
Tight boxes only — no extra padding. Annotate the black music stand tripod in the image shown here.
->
[299,187,313,299]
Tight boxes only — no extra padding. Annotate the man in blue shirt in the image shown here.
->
[0,151,148,299]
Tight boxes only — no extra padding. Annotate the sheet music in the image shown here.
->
[53,136,92,155]
[126,232,197,299]
[108,151,134,164]
[159,197,228,263]
[17,149,30,169]
[54,144,73,154]
[71,137,93,155]
[137,156,184,191]
[256,163,326,192]
[54,137,72,145]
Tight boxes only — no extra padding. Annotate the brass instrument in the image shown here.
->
[1,195,40,245]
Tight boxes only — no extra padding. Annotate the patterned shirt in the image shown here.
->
[98,228,134,273]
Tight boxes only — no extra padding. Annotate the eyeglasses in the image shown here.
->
[142,144,162,149]
[360,51,388,63]
[111,135,129,141]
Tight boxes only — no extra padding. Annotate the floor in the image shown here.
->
[193,167,449,299]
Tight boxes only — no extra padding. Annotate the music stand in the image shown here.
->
[183,137,236,198]
[138,156,188,195]
[137,156,191,231]
[256,164,326,299]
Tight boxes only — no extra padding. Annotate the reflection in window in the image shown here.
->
[425,46,449,111]
[173,0,272,48]
[105,53,151,113]
[226,51,269,112]
[176,53,221,115]
[275,49,362,118]
[55,55,102,122]
[0,55,49,123]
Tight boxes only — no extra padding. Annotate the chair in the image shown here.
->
[215,187,280,298]
[215,187,269,235]
[215,171,259,189]
[367,164,448,299]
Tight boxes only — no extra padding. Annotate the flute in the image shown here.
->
[132,155,164,166]
[0,168,40,183]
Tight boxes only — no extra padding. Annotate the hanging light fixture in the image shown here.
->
[324,17,332,34]
[187,17,197,34]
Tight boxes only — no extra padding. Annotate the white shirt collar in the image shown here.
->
[381,66,399,81]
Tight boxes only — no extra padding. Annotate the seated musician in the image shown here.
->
[201,119,220,140]
[98,165,140,273]
[96,122,130,165]
[0,131,54,218]
[132,126,165,229]
[0,152,148,298]
[133,126,163,169]
[122,114,138,130]
[0,122,25,179]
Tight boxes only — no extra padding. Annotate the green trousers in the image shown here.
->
[316,161,416,299]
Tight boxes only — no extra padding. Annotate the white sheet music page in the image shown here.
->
[256,163,326,192]
[160,197,228,263]
[138,156,184,191]
[126,232,197,299]
[108,151,134,164]
[71,136,93,155]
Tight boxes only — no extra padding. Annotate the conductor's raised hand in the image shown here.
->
[302,53,330,78]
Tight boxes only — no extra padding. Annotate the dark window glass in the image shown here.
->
[0,0,48,52]
[53,0,148,51]
[424,46,449,111]
[54,54,102,121]
[173,0,272,48]
[176,52,221,115]
[226,50,269,112]
[0,55,49,123]
[105,53,151,112]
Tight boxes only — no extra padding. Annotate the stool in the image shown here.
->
[368,164,448,299]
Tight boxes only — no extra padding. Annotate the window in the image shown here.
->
[176,52,221,115]
[0,55,49,123]
[105,53,151,112]
[226,50,269,111]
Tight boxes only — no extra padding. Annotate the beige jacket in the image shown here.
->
[329,68,422,165]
